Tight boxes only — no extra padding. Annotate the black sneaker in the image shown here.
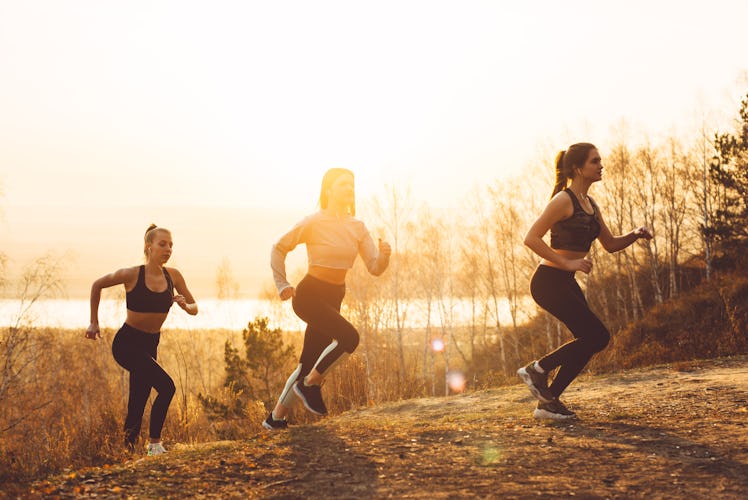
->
[534,399,577,420]
[517,362,555,403]
[262,413,288,431]
[293,381,328,416]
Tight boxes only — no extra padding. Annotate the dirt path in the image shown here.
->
[25,356,748,499]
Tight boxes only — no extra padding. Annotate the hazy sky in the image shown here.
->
[1,0,747,298]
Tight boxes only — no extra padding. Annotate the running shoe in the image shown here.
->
[534,399,577,420]
[147,442,167,456]
[517,362,555,403]
[262,413,289,431]
[293,381,328,416]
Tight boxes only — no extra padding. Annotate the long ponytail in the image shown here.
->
[550,142,597,198]
[551,150,568,198]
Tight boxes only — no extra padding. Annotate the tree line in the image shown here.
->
[216,93,748,420]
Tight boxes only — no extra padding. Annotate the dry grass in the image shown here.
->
[20,356,748,499]
[0,323,466,483]
[0,327,237,483]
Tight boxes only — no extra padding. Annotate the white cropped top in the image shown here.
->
[270,210,389,294]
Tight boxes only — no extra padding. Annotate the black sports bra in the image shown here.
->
[550,189,601,252]
[126,265,174,313]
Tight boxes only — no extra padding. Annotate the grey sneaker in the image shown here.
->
[147,442,166,456]
[534,399,577,420]
[517,362,555,403]
[293,381,328,416]
[262,413,289,431]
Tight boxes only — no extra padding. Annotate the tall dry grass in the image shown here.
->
[0,327,239,483]
[0,318,473,483]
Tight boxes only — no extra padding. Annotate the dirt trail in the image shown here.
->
[24,356,748,499]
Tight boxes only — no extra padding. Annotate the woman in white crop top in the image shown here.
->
[263,168,391,429]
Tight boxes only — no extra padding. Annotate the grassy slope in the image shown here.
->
[19,355,748,499]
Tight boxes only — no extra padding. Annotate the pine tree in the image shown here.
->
[707,93,748,264]
[199,317,294,419]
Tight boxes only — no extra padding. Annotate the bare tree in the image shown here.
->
[412,207,441,395]
[695,118,716,280]
[660,138,690,297]
[430,214,468,394]
[456,232,484,361]
[343,257,391,402]
[370,185,416,383]
[600,142,633,322]
[632,144,664,304]
[0,253,7,292]
[216,257,240,300]
[466,185,508,371]
[488,179,535,355]
[0,254,65,433]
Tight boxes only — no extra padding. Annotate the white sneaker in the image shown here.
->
[147,442,167,456]
[517,362,554,403]
[533,399,577,420]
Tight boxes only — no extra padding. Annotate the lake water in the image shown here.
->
[0,296,533,331]
[0,298,303,331]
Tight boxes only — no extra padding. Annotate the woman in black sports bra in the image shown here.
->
[517,143,652,420]
[85,224,198,455]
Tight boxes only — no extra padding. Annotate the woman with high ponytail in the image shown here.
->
[517,143,652,419]
[551,149,569,198]
[86,224,198,455]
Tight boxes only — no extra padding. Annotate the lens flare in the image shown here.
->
[481,444,502,466]
[431,338,445,352]
[446,370,466,393]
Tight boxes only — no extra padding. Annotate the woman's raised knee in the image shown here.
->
[588,328,610,353]
[157,376,176,398]
[340,327,360,353]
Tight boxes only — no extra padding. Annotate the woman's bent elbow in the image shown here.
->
[368,262,388,276]
[603,243,618,254]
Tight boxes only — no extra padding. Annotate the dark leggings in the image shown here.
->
[531,265,610,398]
[112,323,175,447]
[292,274,359,380]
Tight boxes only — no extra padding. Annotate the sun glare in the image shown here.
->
[446,370,467,393]
[431,338,445,353]
[1,2,747,299]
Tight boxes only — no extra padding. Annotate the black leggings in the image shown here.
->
[112,323,175,447]
[292,274,359,380]
[531,265,610,398]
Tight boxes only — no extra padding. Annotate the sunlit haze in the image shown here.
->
[1,0,747,298]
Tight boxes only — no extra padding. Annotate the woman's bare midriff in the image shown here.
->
[308,265,348,285]
[125,310,169,334]
[541,249,589,270]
